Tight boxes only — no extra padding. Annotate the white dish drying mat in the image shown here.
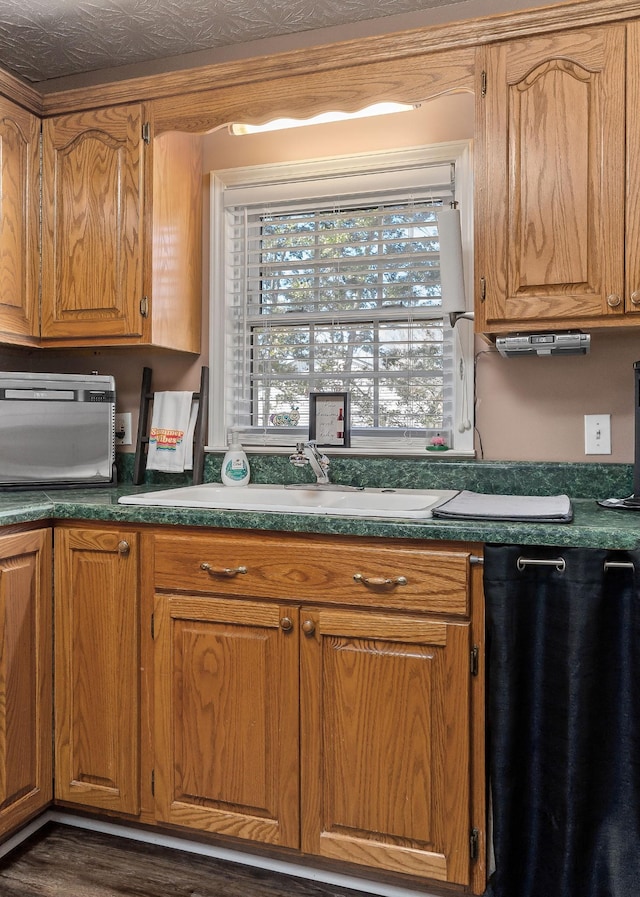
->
[432,490,573,523]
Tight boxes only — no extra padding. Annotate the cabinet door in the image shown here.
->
[301,607,472,886]
[626,21,640,313]
[54,528,139,815]
[154,594,299,847]
[41,104,145,341]
[0,98,40,343]
[477,26,625,330]
[0,529,52,835]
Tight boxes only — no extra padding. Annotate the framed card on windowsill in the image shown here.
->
[309,392,350,447]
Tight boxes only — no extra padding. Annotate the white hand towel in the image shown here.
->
[146,391,194,473]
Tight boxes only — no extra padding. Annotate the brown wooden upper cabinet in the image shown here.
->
[0,97,40,346]
[476,24,638,333]
[41,103,202,350]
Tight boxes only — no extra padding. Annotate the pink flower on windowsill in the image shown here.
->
[427,434,449,452]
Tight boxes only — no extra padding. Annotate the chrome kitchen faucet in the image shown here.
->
[288,441,331,485]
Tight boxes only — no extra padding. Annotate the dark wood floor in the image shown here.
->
[0,824,368,897]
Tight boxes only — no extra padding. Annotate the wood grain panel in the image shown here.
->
[477,25,626,331]
[0,529,52,837]
[54,527,140,815]
[300,607,471,884]
[149,129,202,352]
[514,61,590,289]
[153,531,470,616]
[41,105,145,341]
[0,98,40,344]
[154,595,299,846]
[0,556,37,808]
[152,530,479,883]
[626,21,640,313]
[0,70,42,117]
[152,48,475,135]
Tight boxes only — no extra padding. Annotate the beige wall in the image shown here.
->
[474,330,640,463]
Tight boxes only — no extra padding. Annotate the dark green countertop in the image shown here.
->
[3,482,640,550]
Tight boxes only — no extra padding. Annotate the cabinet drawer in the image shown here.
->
[153,532,471,615]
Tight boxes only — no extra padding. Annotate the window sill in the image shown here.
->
[206,445,475,460]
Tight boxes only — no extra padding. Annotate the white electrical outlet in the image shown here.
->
[115,412,133,446]
[584,414,611,455]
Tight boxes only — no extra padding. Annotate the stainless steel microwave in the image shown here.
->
[0,371,116,488]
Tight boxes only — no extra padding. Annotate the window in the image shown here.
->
[210,142,473,454]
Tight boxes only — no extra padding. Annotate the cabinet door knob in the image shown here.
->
[353,573,408,588]
[607,293,622,308]
[302,619,316,636]
[200,563,247,577]
[631,291,640,306]
[117,540,130,555]
[280,617,294,632]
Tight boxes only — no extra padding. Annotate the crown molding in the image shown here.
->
[2,0,636,118]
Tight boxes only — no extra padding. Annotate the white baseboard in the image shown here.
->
[5,811,441,897]
[0,813,51,860]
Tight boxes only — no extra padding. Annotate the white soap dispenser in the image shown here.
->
[221,429,250,487]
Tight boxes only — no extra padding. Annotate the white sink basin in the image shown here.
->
[118,483,458,520]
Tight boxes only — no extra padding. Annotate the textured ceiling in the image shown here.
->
[0,0,476,84]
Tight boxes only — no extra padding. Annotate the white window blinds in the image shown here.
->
[214,153,467,450]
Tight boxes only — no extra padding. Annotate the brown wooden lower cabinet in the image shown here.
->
[300,607,472,885]
[150,529,485,893]
[54,526,140,816]
[0,528,52,837]
[153,593,300,846]
[50,524,484,893]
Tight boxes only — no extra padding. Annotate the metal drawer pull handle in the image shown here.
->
[118,541,130,555]
[280,617,293,632]
[353,573,408,588]
[200,563,248,577]
[302,619,316,636]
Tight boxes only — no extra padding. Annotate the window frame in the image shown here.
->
[208,140,474,456]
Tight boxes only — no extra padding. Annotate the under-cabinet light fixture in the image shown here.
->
[229,101,420,135]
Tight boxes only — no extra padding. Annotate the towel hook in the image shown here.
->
[516,556,635,573]
[517,556,566,573]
